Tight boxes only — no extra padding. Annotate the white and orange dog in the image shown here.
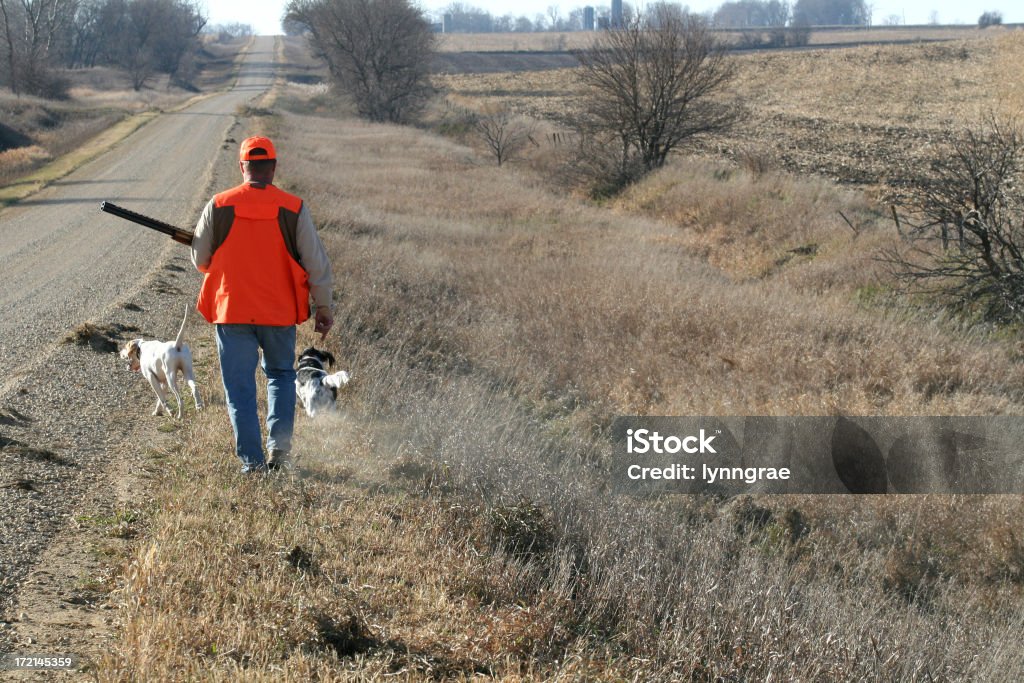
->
[121,304,203,418]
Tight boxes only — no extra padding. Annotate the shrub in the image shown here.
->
[474,106,536,166]
[570,6,741,196]
[285,0,435,124]
[978,11,1003,28]
[886,116,1024,323]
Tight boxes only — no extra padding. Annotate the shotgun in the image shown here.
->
[100,202,194,246]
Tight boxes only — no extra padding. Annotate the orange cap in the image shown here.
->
[239,136,276,161]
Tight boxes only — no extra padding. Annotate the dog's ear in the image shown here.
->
[323,370,350,389]
[323,351,336,367]
[121,339,140,358]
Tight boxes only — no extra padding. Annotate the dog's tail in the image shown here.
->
[323,370,350,389]
[174,303,190,351]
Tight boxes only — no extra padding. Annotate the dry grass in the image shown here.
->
[95,72,1024,678]
[436,31,1024,199]
[0,110,158,205]
[0,99,127,187]
[101,399,1024,680]
[0,145,50,183]
[94,28,1024,677]
[435,25,996,53]
[62,322,137,353]
[280,35,330,86]
[436,31,593,53]
[0,37,248,194]
[98,410,638,680]
[277,114,1024,415]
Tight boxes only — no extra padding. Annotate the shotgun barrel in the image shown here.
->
[100,202,194,246]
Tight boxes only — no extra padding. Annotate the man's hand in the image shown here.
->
[314,305,334,341]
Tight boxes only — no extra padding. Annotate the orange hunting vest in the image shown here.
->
[196,182,311,326]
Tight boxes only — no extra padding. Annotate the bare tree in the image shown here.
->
[570,6,740,195]
[64,0,105,68]
[0,0,76,97]
[475,106,536,166]
[109,0,204,90]
[150,0,205,86]
[793,0,869,25]
[885,117,1024,323]
[1,0,206,94]
[285,0,435,124]
[0,0,17,93]
[785,19,811,46]
[978,10,1003,28]
[440,3,492,32]
[64,0,135,70]
[546,4,561,31]
[203,21,254,41]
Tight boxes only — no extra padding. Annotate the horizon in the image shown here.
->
[203,0,1023,36]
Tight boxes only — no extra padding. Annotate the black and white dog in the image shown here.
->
[295,347,350,417]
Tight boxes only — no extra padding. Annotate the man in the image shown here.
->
[191,135,334,473]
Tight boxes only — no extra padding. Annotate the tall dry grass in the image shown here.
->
[99,89,1024,680]
[288,113,1024,416]
[0,97,127,186]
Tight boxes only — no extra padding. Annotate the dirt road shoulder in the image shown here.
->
[1,81,268,683]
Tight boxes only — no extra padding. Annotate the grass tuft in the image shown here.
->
[63,322,137,353]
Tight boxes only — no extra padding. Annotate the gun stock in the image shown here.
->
[100,202,194,246]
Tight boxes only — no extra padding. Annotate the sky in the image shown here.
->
[203,0,1022,36]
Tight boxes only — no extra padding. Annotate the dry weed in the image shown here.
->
[100,61,1024,678]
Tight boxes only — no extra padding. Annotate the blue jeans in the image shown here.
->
[215,324,296,468]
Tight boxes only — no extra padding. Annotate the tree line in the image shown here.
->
[418,0,869,34]
[715,0,868,28]
[1,0,206,98]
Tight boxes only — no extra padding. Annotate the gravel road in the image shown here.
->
[0,36,276,667]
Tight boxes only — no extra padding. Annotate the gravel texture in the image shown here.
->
[0,37,276,665]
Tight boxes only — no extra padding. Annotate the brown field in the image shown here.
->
[98,27,1024,676]
[436,24,1005,52]
[436,31,1024,201]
